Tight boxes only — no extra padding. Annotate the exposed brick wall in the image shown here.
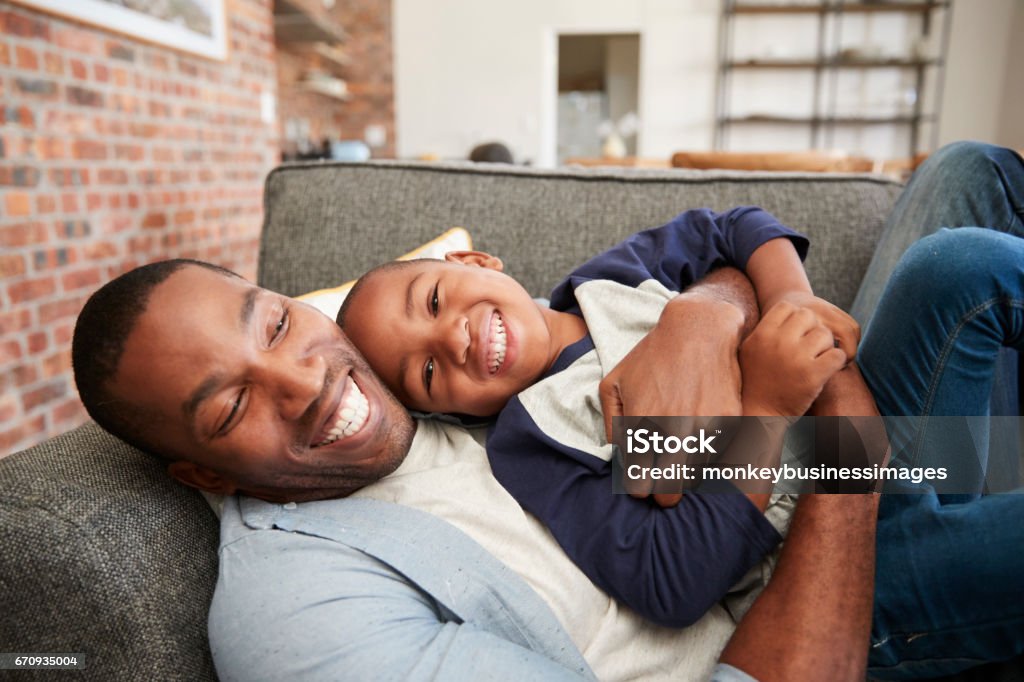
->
[277,0,394,158]
[0,0,280,456]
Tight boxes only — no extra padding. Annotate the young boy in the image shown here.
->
[338,207,851,627]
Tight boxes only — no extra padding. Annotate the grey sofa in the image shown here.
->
[0,160,1013,681]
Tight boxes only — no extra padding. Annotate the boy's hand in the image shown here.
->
[771,292,860,362]
[740,301,847,418]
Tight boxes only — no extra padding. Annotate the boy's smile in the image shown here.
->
[341,252,586,416]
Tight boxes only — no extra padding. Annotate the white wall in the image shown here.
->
[937,0,1019,147]
[394,0,1021,166]
[394,0,719,166]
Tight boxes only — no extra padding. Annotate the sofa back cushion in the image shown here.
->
[260,161,903,311]
[0,423,219,680]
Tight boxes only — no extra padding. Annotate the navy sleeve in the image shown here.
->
[550,207,808,312]
[487,398,783,629]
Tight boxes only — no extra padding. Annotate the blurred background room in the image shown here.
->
[2,0,1022,454]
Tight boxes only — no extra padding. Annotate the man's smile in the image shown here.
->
[312,372,372,448]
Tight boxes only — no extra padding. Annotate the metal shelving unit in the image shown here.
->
[714,0,953,156]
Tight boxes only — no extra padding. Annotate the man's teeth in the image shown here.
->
[488,313,507,374]
[315,379,370,447]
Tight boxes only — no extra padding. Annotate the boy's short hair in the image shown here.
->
[71,258,238,458]
[335,259,426,328]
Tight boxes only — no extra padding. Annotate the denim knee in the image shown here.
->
[924,140,1017,176]
[894,228,1024,307]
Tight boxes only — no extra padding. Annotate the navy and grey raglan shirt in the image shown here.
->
[486,207,808,628]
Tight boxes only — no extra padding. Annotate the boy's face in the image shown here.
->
[342,253,559,416]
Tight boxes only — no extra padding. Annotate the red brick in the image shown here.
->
[61,193,78,212]
[0,309,32,335]
[98,168,129,185]
[0,253,26,277]
[94,63,110,82]
[0,415,46,455]
[38,137,63,158]
[21,381,66,411]
[42,350,71,378]
[27,332,47,354]
[54,27,101,54]
[82,240,118,260]
[15,45,39,70]
[2,11,49,39]
[12,363,39,387]
[61,267,102,292]
[5,192,31,216]
[67,85,104,108]
[54,323,75,346]
[8,276,56,303]
[35,194,56,213]
[0,396,16,423]
[0,339,22,365]
[141,212,167,229]
[70,59,87,79]
[44,52,63,75]
[72,140,107,160]
[52,397,85,425]
[38,298,84,325]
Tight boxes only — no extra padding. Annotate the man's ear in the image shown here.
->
[444,250,504,272]
[167,460,239,496]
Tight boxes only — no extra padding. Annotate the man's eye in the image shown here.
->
[218,389,246,435]
[424,359,434,393]
[430,284,439,316]
[269,307,289,345]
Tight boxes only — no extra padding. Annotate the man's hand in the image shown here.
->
[739,301,847,418]
[599,268,756,506]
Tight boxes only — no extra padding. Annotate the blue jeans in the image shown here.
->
[850,143,1024,679]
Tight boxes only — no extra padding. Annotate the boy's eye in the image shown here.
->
[424,359,434,393]
[430,284,439,316]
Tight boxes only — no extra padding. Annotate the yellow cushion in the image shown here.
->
[297,227,472,320]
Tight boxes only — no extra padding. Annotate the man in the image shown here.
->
[72,258,878,681]
[71,142,1024,681]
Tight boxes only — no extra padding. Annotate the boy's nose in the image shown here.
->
[439,316,470,365]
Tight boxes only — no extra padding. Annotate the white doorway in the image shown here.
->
[556,34,640,165]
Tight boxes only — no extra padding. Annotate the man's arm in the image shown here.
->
[209,529,594,681]
[719,494,879,682]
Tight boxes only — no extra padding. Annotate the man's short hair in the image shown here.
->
[72,258,239,458]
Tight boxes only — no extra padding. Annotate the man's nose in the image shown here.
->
[258,352,325,420]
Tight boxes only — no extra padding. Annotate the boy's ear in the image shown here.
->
[168,460,238,496]
[444,250,504,272]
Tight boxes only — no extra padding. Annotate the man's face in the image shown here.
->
[342,254,558,416]
[111,265,414,502]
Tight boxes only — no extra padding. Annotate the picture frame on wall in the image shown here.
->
[11,0,228,61]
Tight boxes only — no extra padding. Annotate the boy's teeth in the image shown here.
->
[314,379,370,447]
[488,313,507,374]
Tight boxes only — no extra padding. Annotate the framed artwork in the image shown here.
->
[11,0,228,60]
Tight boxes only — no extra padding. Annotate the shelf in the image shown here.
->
[727,58,940,69]
[298,77,349,100]
[724,114,936,125]
[730,2,948,15]
[274,0,347,44]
